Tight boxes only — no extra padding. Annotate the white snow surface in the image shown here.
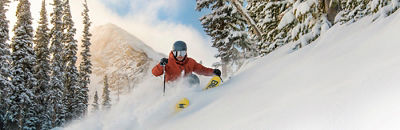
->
[65,11,400,130]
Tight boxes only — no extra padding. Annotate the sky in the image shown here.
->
[101,0,206,33]
[5,0,218,66]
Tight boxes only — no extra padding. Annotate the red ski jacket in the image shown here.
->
[152,52,214,82]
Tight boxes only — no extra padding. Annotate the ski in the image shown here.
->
[174,75,223,113]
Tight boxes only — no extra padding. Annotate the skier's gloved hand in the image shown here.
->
[213,69,221,77]
[160,58,168,66]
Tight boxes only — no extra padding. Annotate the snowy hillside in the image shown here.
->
[66,11,400,130]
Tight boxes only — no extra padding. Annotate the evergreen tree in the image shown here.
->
[91,91,99,113]
[78,0,92,118]
[335,0,399,24]
[242,0,399,56]
[271,1,295,50]
[0,0,11,129]
[246,1,267,46]
[336,0,371,24]
[291,0,322,49]
[33,0,52,129]
[102,75,111,110]
[62,0,80,122]
[370,0,389,13]
[387,0,400,15]
[273,0,331,50]
[247,0,289,54]
[49,0,66,127]
[368,0,399,20]
[197,0,256,77]
[231,0,263,40]
[5,0,38,129]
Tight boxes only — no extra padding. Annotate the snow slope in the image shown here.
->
[65,11,400,130]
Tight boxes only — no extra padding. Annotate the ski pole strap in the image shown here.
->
[218,76,224,83]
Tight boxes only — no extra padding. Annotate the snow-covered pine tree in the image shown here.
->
[197,0,256,77]
[368,0,400,20]
[247,0,289,54]
[62,0,80,122]
[5,0,38,129]
[0,0,11,129]
[336,0,371,24]
[387,0,400,15]
[91,91,99,113]
[78,0,92,118]
[335,0,399,23]
[270,1,296,51]
[102,75,111,110]
[355,0,371,20]
[33,0,52,129]
[278,0,331,50]
[370,0,389,13]
[49,0,66,127]
[231,0,263,41]
[247,1,267,53]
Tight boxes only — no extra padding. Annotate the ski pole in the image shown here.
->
[162,65,166,96]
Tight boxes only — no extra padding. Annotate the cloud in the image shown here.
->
[6,0,218,66]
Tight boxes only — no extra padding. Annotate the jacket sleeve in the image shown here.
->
[152,63,164,76]
[192,59,214,76]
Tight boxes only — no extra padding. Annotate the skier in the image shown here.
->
[152,41,221,85]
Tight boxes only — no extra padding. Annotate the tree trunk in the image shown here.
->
[221,58,229,79]
[230,0,263,41]
[320,0,340,23]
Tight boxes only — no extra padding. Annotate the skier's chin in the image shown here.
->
[177,56,184,61]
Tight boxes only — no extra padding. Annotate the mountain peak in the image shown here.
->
[94,23,127,35]
[91,23,162,60]
[87,23,163,102]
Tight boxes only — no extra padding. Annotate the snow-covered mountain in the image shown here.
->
[67,11,400,130]
[87,23,163,103]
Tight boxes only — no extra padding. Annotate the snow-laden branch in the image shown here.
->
[230,0,263,41]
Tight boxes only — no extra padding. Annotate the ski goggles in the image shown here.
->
[173,50,187,57]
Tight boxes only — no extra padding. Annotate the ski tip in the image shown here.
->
[175,98,190,112]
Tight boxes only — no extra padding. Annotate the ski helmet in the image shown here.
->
[173,41,187,51]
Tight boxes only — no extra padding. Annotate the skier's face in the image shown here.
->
[176,56,185,61]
